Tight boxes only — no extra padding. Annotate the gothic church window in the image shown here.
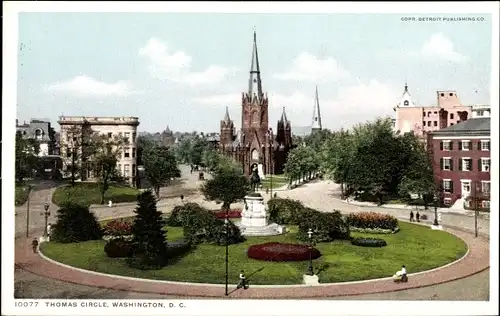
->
[251,149,259,161]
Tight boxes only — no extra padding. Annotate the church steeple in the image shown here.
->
[280,107,289,124]
[223,106,231,122]
[311,86,322,132]
[248,30,263,99]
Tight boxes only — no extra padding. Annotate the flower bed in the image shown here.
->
[350,226,400,234]
[351,237,387,248]
[214,209,242,219]
[103,219,133,236]
[247,242,321,262]
[346,212,398,230]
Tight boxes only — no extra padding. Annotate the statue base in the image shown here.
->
[236,194,284,236]
[431,225,443,230]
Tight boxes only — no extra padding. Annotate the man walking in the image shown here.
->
[410,211,414,222]
[416,211,420,222]
[31,238,39,253]
[237,270,248,290]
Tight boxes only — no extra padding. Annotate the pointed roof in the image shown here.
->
[280,107,289,123]
[223,106,231,122]
[248,30,263,98]
[311,86,322,131]
[398,81,415,107]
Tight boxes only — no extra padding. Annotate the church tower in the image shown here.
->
[276,107,292,148]
[397,81,415,108]
[220,106,235,150]
[311,86,322,133]
[241,31,272,175]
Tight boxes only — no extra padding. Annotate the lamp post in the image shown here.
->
[42,202,51,237]
[224,216,229,296]
[307,228,314,276]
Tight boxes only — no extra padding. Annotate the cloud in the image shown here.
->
[45,75,136,97]
[420,33,467,63]
[273,52,350,82]
[139,38,236,86]
[192,93,242,106]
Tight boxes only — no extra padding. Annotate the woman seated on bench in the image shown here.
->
[393,265,408,282]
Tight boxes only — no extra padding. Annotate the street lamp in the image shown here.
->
[224,216,229,296]
[42,202,51,237]
[307,228,314,276]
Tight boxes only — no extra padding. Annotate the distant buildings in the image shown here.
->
[58,116,140,185]
[16,118,57,156]
[427,117,490,210]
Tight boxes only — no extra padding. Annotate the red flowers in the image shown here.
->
[247,242,322,262]
[103,219,133,237]
[346,212,398,230]
[214,209,242,219]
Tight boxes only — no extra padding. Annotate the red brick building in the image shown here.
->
[427,117,490,209]
[219,32,293,175]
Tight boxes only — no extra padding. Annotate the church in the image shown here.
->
[219,31,293,176]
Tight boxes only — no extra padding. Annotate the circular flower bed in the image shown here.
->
[247,242,321,262]
[351,237,387,248]
[214,209,242,219]
[103,219,133,241]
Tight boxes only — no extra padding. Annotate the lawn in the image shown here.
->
[15,184,30,206]
[41,221,467,285]
[260,174,288,190]
[52,182,140,206]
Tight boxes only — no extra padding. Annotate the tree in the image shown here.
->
[51,203,103,243]
[15,132,40,182]
[88,133,128,204]
[63,125,84,186]
[304,129,332,151]
[143,145,181,198]
[128,190,168,269]
[201,167,249,210]
[284,145,319,187]
[191,138,210,167]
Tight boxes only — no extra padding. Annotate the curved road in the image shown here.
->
[14,166,490,300]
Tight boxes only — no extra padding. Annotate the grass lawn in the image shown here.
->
[41,221,467,285]
[260,174,288,190]
[52,182,140,206]
[15,184,30,206]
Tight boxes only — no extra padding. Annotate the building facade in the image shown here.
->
[219,32,293,175]
[16,118,57,156]
[427,117,490,209]
[58,116,140,185]
[394,83,473,137]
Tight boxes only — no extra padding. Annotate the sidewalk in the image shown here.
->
[15,224,489,299]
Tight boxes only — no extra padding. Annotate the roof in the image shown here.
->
[430,117,490,136]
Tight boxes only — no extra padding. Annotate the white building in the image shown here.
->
[471,105,491,119]
[58,116,140,185]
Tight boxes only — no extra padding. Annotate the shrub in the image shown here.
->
[166,203,205,227]
[52,183,139,206]
[166,239,192,259]
[103,219,133,237]
[296,209,351,242]
[51,203,103,243]
[350,227,400,234]
[214,209,242,219]
[247,242,321,262]
[346,212,398,230]
[267,198,306,225]
[104,238,134,258]
[351,237,387,247]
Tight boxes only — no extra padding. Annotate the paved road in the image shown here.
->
[13,167,490,300]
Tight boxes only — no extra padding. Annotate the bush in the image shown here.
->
[103,219,133,237]
[52,183,139,206]
[15,185,30,206]
[346,212,398,230]
[51,203,103,243]
[166,239,192,259]
[351,237,387,247]
[296,209,351,243]
[267,198,306,225]
[214,209,242,219]
[104,238,134,258]
[166,203,206,227]
[350,227,400,234]
[247,242,322,262]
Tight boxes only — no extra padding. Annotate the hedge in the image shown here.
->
[346,212,398,230]
[267,198,306,225]
[351,237,387,247]
[247,242,321,262]
[296,209,351,243]
[104,238,134,258]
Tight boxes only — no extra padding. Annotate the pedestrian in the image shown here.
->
[31,238,39,253]
[47,223,52,240]
[180,194,184,202]
[410,211,414,222]
[416,211,420,222]
[237,270,248,290]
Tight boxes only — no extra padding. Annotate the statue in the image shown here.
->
[250,164,261,192]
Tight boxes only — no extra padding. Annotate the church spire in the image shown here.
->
[248,30,263,99]
[280,106,289,123]
[404,78,408,93]
[223,106,231,122]
[311,86,322,132]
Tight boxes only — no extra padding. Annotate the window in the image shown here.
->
[440,93,445,97]
[480,140,490,151]
[460,140,471,151]
[482,200,490,208]
[124,164,130,177]
[132,148,136,158]
[476,110,484,117]
[460,158,472,171]
[403,100,409,106]
[481,181,490,194]
[442,179,453,193]
[423,112,426,117]
[132,164,136,177]
[117,164,121,175]
[479,158,490,172]
[443,198,452,206]
[428,111,431,116]
[107,132,112,138]
[66,147,72,158]
[428,121,431,126]
[441,158,452,171]
[450,123,454,126]
[124,132,130,141]
[423,121,426,126]
[124,147,130,158]
[433,121,437,127]
[35,129,43,140]
[441,140,452,151]
[450,113,454,119]
[434,111,437,114]
[132,132,137,142]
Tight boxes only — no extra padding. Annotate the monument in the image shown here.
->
[237,165,284,236]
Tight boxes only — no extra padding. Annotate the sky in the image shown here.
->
[17,12,493,133]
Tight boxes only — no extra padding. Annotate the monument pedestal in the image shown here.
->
[237,194,284,236]
[431,225,443,230]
